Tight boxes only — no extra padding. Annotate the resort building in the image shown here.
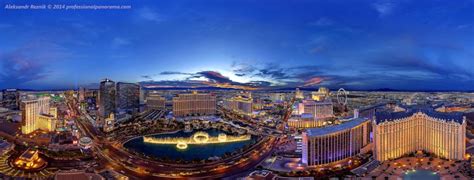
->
[223,93,253,116]
[288,113,325,128]
[373,108,466,161]
[311,87,330,101]
[36,114,57,132]
[302,117,371,166]
[295,88,304,99]
[289,93,334,129]
[146,94,166,110]
[21,96,55,134]
[302,100,334,119]
[172,91,216,117]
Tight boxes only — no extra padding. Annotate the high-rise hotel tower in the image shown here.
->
[98,79,116,119]
[373,107,466,161]
[172,91,216,117]
[302,117,371,166]
[21,96,53,134]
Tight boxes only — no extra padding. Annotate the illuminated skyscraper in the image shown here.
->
[21,96,52,134]
[116,82,140,115]
[21,99,39,134]
[172,91,216,117]
[98,79,116,120]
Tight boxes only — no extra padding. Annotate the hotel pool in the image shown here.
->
[403,170,440,180]
[123,129,257,161]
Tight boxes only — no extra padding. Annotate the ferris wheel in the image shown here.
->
[336,88,348,105]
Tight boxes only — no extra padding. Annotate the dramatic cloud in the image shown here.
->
[1,1,473,90]
[0,55,48,88]
[147,70,268,90]
[231,62,256,77]
[303,77,324,87]
[254,64,289,80]
[0,41,69,88]
[197,71,233,83]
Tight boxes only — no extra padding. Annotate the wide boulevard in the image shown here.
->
[67,97,280,179]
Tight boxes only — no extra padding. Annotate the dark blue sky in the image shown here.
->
[1,0,473,90]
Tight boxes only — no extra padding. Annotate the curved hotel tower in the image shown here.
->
[302,118,371,166]
[172,91,217,117]
[373,108,466,161]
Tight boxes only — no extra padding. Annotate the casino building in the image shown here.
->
[302,117,371,166]
[373,107,466,161]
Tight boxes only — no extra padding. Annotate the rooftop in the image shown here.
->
[19,149,38,160]
[375,107,464,125]
[0,140,11,149]
[305,117,369,137]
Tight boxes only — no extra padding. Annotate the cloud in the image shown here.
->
[303,77,324,87]
[0,41,69,88]
[152,70,265,90]
[231,62,256,77]
[369,56,472,79]
[254,64,289,80]
[141,75,153,80]
[197,71,233,83]
[138,7,164,23]
[245,81,272,87]
[372,0,396,17]
[111,37,131,48]
[0,55,48,88]
[159,71,193,75]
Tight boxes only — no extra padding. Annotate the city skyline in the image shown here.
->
[1,0,473,91]
[1,1,474,179]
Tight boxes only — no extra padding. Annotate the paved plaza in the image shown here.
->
[364,157,470,180]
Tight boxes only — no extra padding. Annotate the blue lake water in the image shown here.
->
[123,129,257,161]
[403,170,440,180]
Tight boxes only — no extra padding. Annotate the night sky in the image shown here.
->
[0,0,473,90]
